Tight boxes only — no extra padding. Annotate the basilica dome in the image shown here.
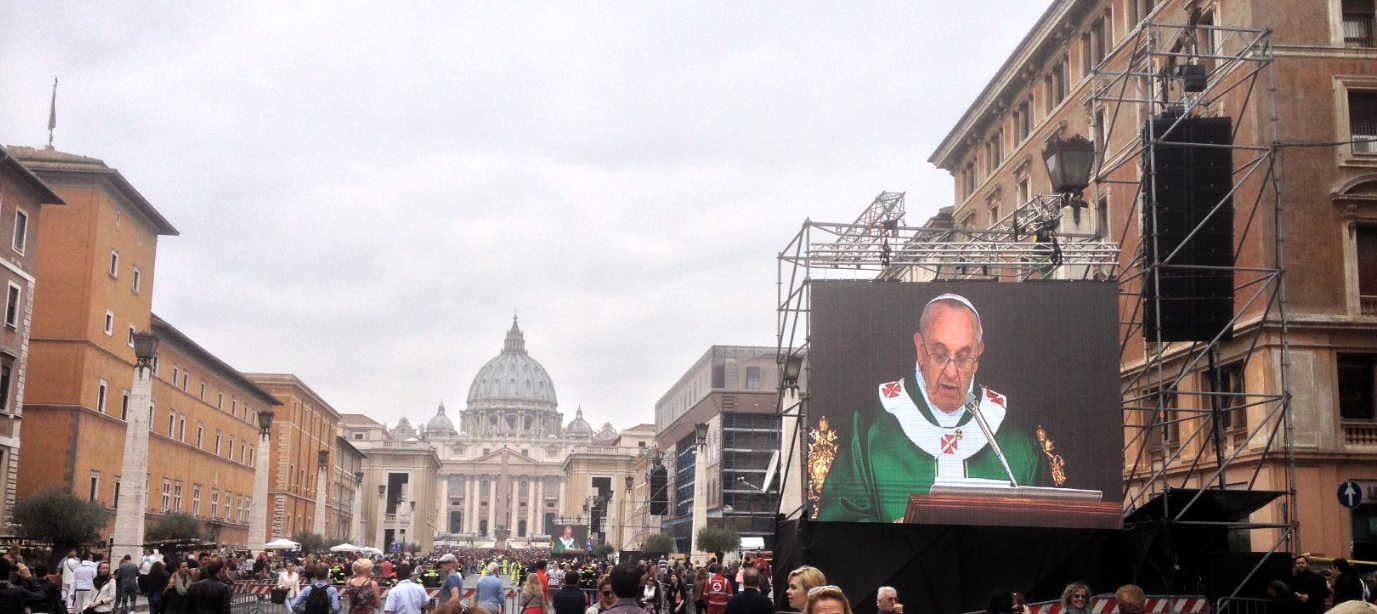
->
[466,316,558,410]
[426,402,457,437]
[564,407,595,438]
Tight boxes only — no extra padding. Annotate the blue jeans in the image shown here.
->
[116,583,139,614]
[147,590,162,614]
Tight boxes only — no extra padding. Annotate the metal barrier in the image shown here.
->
[232,592,268,614]
[1216,597,1270,614]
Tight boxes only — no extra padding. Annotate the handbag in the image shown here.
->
[271,587,289,604]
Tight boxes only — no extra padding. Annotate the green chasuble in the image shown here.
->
[817,373,1052,523]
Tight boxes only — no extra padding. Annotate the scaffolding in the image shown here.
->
[773,16,1292,600]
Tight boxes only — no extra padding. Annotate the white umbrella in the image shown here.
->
[264,538,300,550]
[359,547,383,556]
[329,543,361,552]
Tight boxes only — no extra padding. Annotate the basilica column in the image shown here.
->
[466,476,476,533]
[486,477,496,535]
[528,478,539,537]
[437,475,450,534]
[558,479,567,517]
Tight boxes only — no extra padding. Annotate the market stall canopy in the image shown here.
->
[264,538,301,550]
[329,543,362,552]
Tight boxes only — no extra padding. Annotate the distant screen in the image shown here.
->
[808,281,1122,528]
[549,524,590,554]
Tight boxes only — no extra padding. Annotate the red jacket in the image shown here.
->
[705,573,734,614]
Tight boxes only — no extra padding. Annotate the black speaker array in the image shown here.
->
[1141,114,1236,342]
[649,465,669,515]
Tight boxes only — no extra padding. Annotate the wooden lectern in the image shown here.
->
[904,484,1122,529]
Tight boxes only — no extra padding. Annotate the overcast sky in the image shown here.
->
[1,2,1051,432]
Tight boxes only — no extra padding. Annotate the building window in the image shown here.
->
[1045,60,1067,114]
[103,311,114,336]
[90,472,100,503]
[4,283,19,330]
[353,433,363,440]
[745,367,761,391]
[192,485,202,516]
[1145,384,1180,456]
[173,482,183,512]
[1350,90,1377,155]
[172,366,179,385]
[109,250,119,278]
[1344,0,1376,47]
[217,393,223,409]
[0,361,12,413]
[161,480,171,513]
[247,446,254,467]
[214,430,221,455]
[11,210,27,255]
[229,438,237,462]
[97,379,108,414]
[1340,354,1377,420]
[120,390,130,421]
[131,266,142,294]
[178,415,186,441]
[210,491,219,520]
[1095,195,1110,239]
[199,382,206,401]
[962,160,977,198]
[196,424,204,448]
[1016,98,1032,142]
[1358,226,1377,314]
[180,372,188,391]
[113,479,120,509]
[167,411,175,437]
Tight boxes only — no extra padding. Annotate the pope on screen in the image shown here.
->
[818,293,1053,523]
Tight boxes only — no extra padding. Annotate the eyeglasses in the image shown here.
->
[921,345,978,371]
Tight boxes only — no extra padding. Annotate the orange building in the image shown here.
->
[0,146,64,525]
[243,373,342,542]
[12,146,278,546]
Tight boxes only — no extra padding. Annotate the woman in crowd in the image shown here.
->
[26,564,65,614]
[804,585,853,614]
[1061,583,1092,614]
[276,560,302,614]
[162,559,193,614]
[665,571,688,614]
[144,561,169,614]
[785,566,828,613]
[89,561,117,613]
[342,558,382,614]
[519,570,549,614]
[640,570,664,614]
[692,567,707,614]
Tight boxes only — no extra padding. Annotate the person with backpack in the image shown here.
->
[292,563,340,614]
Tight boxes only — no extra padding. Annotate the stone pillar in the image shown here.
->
[249,425,272,552]
[529,478,540,537]
[466,476,476,533]
[375,486,387,550]
[407,500,417,551]
[111,357,154,562]
[351,472,364,545]
[490,476,501,534]
[313,450,329,537]
[691,439,708,562]
[558,479,567,517]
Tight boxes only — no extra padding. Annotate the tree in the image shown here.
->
[146,513,204,543]
[292,531,327,553]
[12,489,111,567]
[642,533,675,559]
[594,542,616,558]
[695,526,740,562]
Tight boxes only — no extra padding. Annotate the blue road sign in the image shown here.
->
[1339,480,1364,509]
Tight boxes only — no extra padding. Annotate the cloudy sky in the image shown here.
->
[1,2,1051,431]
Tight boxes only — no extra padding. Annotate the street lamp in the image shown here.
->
[1042,134,1097,222]
[781,354,803,391]
[694,423,708,448]
[249,407,274,553]
[112,330,158,561]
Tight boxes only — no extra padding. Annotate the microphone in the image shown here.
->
[964,391,1019,488]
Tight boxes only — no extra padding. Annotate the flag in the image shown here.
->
[48,77,57,132]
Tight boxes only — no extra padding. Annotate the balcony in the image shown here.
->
[1355,122,1377,155]
[1344,422,1377,448]
[1363,295,1377,316]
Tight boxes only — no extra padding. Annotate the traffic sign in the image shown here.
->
[1339,480,1364,509]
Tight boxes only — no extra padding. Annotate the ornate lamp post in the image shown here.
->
[248,407,274,553]
[351,471,364,544]
[112,332,158,562]
[375,484,387,550]
[1042,134,1097,223]
[690,422,709,562]
[313,449,329,538]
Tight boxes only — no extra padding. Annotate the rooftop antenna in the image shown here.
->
[46,77,57,151]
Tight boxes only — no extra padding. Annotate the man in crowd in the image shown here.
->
[478,562,507,614]
[384,562,428,614]
[704,564,734,614]
[877,587,904,614]
[437,553,463,605]
[59,549,80,609]
[587,574,617,614]
[819,293,1056,522]
[724,568,772,614]
[115,554,140,614]
[554,570,587,614]
[1291,555,1330,614]
[1115,585,1146,614]
[71,554,98,614]
[604,565,652,614]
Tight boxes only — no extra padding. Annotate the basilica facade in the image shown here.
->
[343,318,652,553]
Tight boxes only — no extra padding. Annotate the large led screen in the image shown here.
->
[549,524,591,554]
[808,281,1122,529]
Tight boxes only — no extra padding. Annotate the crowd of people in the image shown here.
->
[7,545,1377,614]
